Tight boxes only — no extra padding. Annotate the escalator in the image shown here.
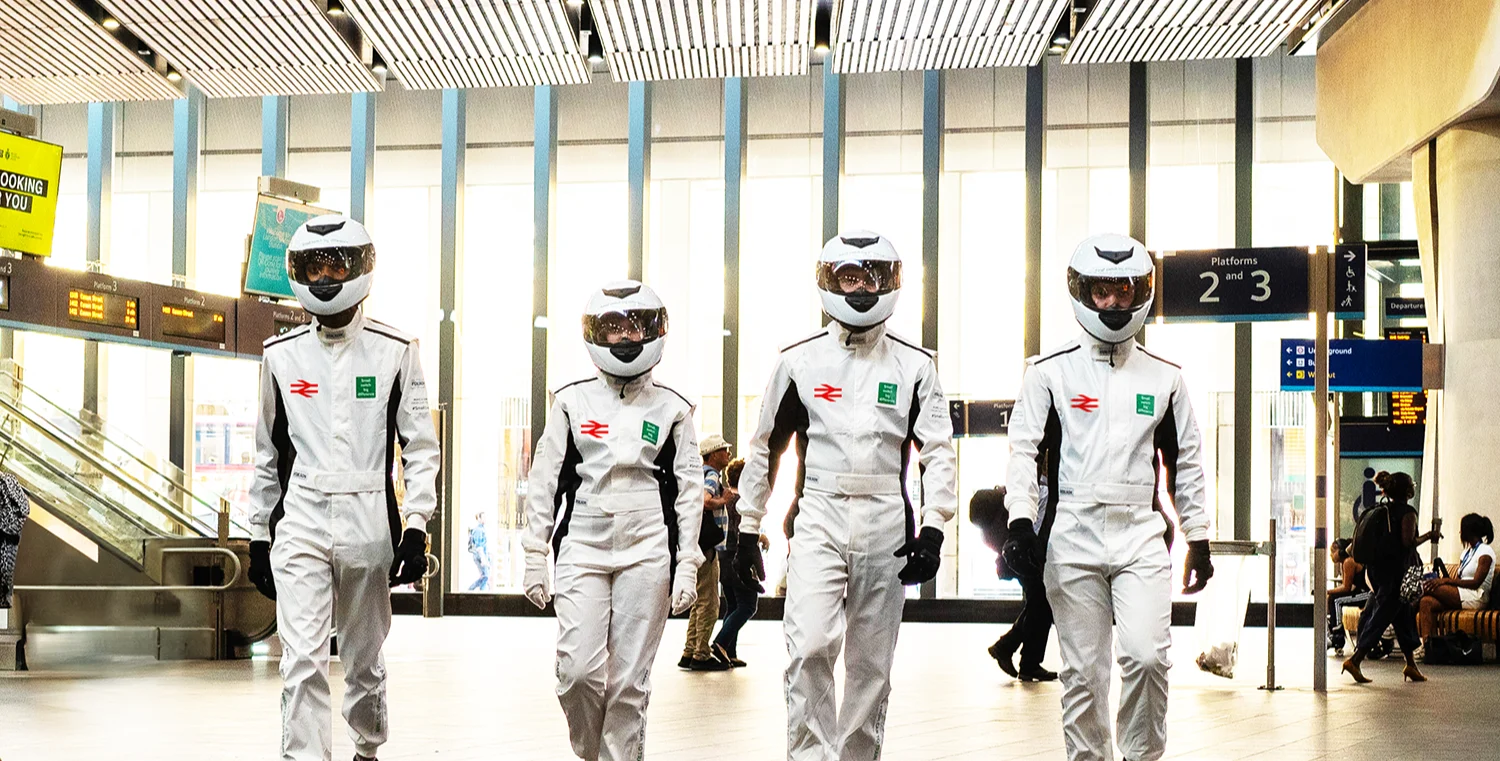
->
[0,361,276,669]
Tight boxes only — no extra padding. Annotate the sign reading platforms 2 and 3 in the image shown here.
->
[0,131,64,257]
[1155,245,1366,323]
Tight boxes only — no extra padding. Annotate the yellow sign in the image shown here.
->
[0,131,64,257]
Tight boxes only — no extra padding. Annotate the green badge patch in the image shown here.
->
[1136,394,1155,416]
[641,420,660,445]
[356,376,377,399]
[877,382,898,406]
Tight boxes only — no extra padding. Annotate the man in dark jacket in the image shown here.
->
[971,486,1057,682]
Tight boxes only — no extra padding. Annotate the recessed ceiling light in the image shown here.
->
[166,71,182,82]
[102,17,121,30]
[328,0,345,16]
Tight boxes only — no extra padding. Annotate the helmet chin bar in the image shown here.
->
[844,294,878,312]
[308,282,344,302]
[610,344,644,362]
[1098,310,1132,330]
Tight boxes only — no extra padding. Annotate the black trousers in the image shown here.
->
[995,567,1054,669]
[1356,575,1419,654]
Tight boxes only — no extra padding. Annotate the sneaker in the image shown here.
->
[1332,647,1345,658]
[987,641,1019,679]
[688,657,732,671]
[677,655,692,669]
[1017,665,1058,682]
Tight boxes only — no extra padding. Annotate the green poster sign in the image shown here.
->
[243,194,335,299]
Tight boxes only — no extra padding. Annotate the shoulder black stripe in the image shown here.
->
[780,331,829,353]
[553,377,601,395]
[1137,346,1182,369]
[886,334,935,358]
[364,326,413,345]
[263,325,311,348]
[1033,345,1081,364]
[652,383,692,407]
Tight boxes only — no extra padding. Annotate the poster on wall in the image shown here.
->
[243,194,335,299]
[0,131,64,257]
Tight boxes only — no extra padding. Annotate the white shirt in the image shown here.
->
[1457,542,1495,596]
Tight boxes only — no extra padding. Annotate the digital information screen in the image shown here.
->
[161,303,226,343]
[273,318,305,337]
[68,288,137,330]
[1386,327,1428,426]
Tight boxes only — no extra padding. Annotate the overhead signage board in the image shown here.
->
[949,399,1014,437]
[1334,244,1366,320]
[1386,328,1428,425]
[1386,297,1426,318]
[1279,338,1423,392]
[1156,247,1310,323]
[0,131,64,257]
[243,194,334,300]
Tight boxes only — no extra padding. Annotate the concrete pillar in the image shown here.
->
[1413,119,1500,561]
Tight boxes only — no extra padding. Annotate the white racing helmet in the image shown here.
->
[285,214,376,316]
[816,231,902,329]
[1067,233,1155,344]
[583,280,669,379]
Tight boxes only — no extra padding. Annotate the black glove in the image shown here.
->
[733,533,765,593]
[248,540,276,601]
[894,526,944,585]
[1001,519,1041,580]
[1182,539,1214,594]
[389,528,429,587]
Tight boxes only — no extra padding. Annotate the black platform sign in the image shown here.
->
[1157,247,1310,323]
[950,400,1015,437]
[1386,297,1426,318]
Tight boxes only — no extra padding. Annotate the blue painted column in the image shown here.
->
[532,86,558,451]
[723,78,747,447]
[84,101,115,415]
[434,88,465,608]
[261,96,289,178]
[170,87,203,473]
[822,62,844,243]
[627,81,652,281]
[350,92,376,223]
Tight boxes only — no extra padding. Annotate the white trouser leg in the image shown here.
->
[837,496,907,761]
[600,550,670,761]
[554,510,670,761]
[784,494,848,761]
[273,525,335,761]
[1045,554,1115,761]
[332,493,395,759]
[1112,535,1172,761]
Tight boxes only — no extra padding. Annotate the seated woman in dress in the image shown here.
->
[1417,513,1495,645]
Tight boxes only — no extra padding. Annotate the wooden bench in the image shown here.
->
[1435,609,1500,642]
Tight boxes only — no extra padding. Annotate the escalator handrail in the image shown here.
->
[14,547,243,592]
[0,369,240,532]
[13,481,149,570]
[0,430,176,546]
[0,401,213,537]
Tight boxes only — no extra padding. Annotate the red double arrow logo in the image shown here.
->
[289,380,319,398]
[580,420,609,439]
[813,384,842,402]
[1070,394,1099,413]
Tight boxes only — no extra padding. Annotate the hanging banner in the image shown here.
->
[0,131,64,257]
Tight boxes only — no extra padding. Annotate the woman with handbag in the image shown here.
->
[1343,472,1439,683]
[1416,513,1495,646]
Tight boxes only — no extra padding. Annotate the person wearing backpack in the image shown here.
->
[1343,472,1440,683]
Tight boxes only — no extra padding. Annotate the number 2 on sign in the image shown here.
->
[1199,272,1220,303]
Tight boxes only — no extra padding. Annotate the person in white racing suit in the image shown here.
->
[523,280,705,761]
[1003,233,1215,761]
[246,214,439,761]
[734,231,957,761]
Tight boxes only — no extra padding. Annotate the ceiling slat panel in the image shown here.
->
[590,0,812,81]
[833,0,1069,73]
[0,0,180,103]
[342,0,588,88]
[1065,0,1321,64]
[94,0,378,97]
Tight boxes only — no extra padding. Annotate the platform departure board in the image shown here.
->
[1386,327,1428,426]
[67,288,137,330]
[160,303,226,343]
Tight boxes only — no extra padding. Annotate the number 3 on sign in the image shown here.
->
[1199,272,1220,303]
[1250,269,1270,302]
